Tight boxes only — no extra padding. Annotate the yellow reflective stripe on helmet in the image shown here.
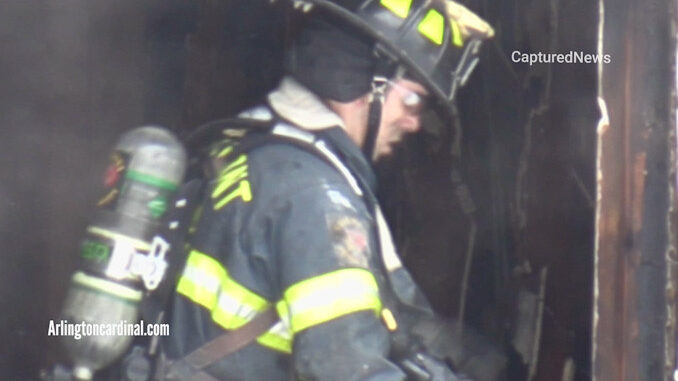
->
[282,268,382,333]
[418,9,445,45]
[380,0,413,19]
[450,19,464,47]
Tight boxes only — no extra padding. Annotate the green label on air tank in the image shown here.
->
[81,239,111,263]
[148,196,168,218]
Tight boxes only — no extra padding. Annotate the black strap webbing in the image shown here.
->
[140,179,205,329]
[363,97,381,161]
[182,117,274,155]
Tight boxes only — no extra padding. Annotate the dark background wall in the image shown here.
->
[382,0,598,379]
[0,1,283,379]
[0,1,600,380]
[1,1,149,378]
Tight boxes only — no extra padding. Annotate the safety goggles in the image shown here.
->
[387,80,429,114]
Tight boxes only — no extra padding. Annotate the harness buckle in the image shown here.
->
[370,76,389,104]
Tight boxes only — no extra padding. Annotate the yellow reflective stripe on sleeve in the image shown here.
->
[211,274,269,329]
[176,270,218,309]
[276,299,291,326]
[450,19,464,47]
[417,9,445,45]
[257,319,293,353]
[283,268,382,333]
[178,250,270,328]
[211,286,293,353]
[212,290,260,329]
[176,250,224,309]
[176,249,293,353]
[380,0,413,19]
[257,300,292,353]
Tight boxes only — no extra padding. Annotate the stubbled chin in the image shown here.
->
[373,146,393,161]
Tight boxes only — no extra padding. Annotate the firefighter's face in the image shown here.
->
[374,78,428,160]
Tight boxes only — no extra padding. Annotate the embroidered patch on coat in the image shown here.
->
[328,215,370,268]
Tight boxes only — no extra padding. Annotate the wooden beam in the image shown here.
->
[594,0,676,379]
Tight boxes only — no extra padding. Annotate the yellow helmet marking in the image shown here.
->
[450,19,464,47]
[418,9,445,45]
[380,0,413,19]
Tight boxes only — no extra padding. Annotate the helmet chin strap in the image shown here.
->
[363,75,388,161]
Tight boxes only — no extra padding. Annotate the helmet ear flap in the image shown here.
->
[283,13,378,102]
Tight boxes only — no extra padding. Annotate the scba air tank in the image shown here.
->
[59,126,187,381]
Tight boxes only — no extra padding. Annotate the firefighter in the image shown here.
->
[159,1,497,380]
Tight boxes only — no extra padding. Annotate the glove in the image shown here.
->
[400,352,473,381]
[410,318,507,381]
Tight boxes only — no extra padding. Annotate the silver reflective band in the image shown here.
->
[268,320,293,340]
[216,289,259,322]
[181,265,220,295]
[272,123,316,144]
